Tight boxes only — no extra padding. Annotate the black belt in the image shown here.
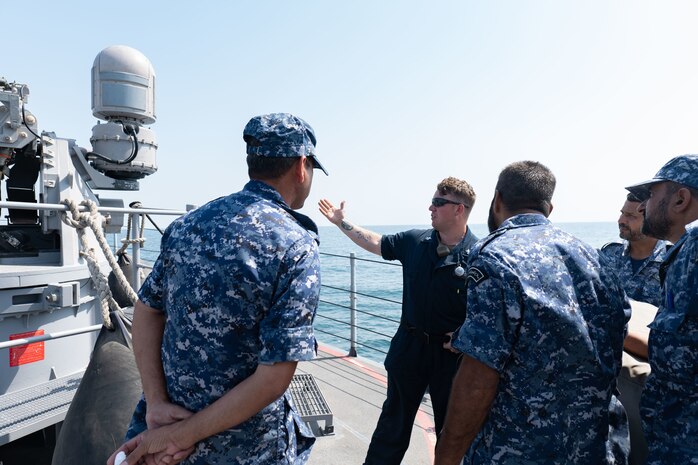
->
[402,324,451,344]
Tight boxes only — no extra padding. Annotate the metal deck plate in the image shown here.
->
[290,373,334,435]
[0,371,84,445]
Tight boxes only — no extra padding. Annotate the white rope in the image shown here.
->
[116,206,146,256]
[118,236,145,255]
[61,199,139,328]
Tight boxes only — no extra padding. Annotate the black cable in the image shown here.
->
[145,214,164,235]
[18,85,41,140]
[86,122,140,165]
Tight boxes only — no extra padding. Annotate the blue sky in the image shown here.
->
[6,1,698,226]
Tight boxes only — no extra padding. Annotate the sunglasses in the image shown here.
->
[431,197,464,208]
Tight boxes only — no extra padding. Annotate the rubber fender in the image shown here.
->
[108,252,135,308]
[51,312,142,465]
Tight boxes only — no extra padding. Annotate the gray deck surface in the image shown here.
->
[299,344,435,465]
[0,343,436,464]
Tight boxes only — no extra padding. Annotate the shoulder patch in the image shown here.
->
[466,266,488,284]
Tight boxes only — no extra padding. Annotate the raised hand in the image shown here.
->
[318,199,346,226]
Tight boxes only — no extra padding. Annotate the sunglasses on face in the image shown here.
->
[431,197,463,208]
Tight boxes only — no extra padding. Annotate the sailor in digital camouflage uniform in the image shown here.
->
[600,192,670,465]
[435,161,630,465]
[108,113,327,465]
[600,192,670,307]
[626,154,698,465]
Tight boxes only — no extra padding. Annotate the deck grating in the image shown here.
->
[290,373,334,435]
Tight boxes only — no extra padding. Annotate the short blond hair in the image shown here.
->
[437,177,476,208]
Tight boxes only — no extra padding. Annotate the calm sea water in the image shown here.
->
[133,221,620,364]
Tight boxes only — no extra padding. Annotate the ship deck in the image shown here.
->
[300,343,436,465]
[0,341,435,465]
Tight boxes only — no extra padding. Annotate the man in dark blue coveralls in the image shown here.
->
[318,176,478,465]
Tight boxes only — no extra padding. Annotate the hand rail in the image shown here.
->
[318,251,403,361]
[0,324,103,350]
[349,253,357,357]
[0,200,186,216]
[0,226,404,365]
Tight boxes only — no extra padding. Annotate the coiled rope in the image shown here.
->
[60,199,138,329]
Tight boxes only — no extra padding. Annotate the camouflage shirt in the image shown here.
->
[126,180,320,465]
[641,220,698,464]
[599,239,670,307]
[453,213,630,464]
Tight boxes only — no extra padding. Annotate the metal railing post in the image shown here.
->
[132,212,142,290]
[349,253,358,357]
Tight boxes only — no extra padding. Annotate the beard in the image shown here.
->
[619,224,644,241]
[641,198,672,240]
[487,199,498,233]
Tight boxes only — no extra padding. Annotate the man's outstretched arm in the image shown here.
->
[434,355,500,465]
[318,199,382,255]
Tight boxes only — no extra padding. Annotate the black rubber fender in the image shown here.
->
[51,311,142,465]
[108,252,135,308]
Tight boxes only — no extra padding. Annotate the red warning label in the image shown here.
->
[9,330,45,367]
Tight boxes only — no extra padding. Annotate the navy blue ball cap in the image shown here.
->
[626,154,698,199]
[243,113,328,175]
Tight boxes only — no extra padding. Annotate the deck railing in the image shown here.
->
[132,223,404,363]
[134,245,403,363]
[1,201,403,363]
[315,252,402,362]
[0,201,185,350]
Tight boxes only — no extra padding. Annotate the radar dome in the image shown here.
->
[91,45,156,124]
